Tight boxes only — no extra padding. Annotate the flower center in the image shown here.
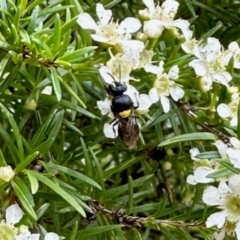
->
[225,194,240,221]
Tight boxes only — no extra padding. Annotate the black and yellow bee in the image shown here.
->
[99,73,139,149]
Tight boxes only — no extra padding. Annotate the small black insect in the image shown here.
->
[99,72,139,149]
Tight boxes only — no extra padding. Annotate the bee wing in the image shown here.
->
[118,116,139,149]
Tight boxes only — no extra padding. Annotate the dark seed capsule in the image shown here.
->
[149,147,167,161]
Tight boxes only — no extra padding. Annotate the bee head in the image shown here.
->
[108,82,127,96]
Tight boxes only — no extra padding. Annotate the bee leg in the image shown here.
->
[109,118,118,140]
[112,119,118,140]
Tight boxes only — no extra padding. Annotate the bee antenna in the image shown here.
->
[119,65,121,83]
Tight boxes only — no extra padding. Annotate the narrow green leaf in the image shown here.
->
[26,171,39,195]
[47,13,61,54]
[183,0,196,17]
[61,80,86,108]
[200,25,222,41]
[50,67,62,101]
[0,103,24,161]
[217,160,240,174]
[196,151,221,159]
[63,119,83,136]
[31,37,53,57]
[11,180,37,220]
[80,138,92,176]
[0,150,7,166]
[14,177,34,206]
[36,203,50,220]
[207,168,233,179]
[28,170,86,217]
[128,176,133,214]
[89,147,105,192]
[22,0,44,15]
[38,5,73,17]
[57,47,97,63]
[47,162,101,190]
[70,221,78,240]
[15,151,39,173]
[19,0,28,16]
[159,132,217,147]
[0,123,19,164]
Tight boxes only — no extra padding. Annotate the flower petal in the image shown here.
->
[172,19,193,41]
[186,174,197,185]
[202,185,225,206]
[212,72,232,86]
[189,60,207,76]
[99,66,115,84]
[149,88,159,103]
[190,148,200,161]
[206,211,227,228]
[168,65,179,80]
[117,17,141,34]
[91,34,110,43]
[45,232,60,240]
[96,3,112,25]
[161,0,179,17]
[217,103,231,118]
[160,96,170,113]
[142,0,155,12]
[169,86,184,101]
[137,94,153,111]
[6,204,23,225]
[77,13,97,30]
[97,98,111,115]
[193,166,215,183]
[103,122,118,139]
[143,20,164,38]
[230,137,240,149]
[226,148,240,169]
[42,86,52,95]
[213,140,228,158]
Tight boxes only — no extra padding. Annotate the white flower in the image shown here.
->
[217,103,232,118]
[147,61,184,113]
[45,232,60,240]
[97,98,112,117]
[0,166,15,182]
[226,137,240,169]
[187,166,215,185]
[77,3,141,45]
[182,38,232,90]
[214,140,228,158]
[224,41,240,69]
[203,175,240,239]
[17,226,40,240]
[6,204,23,225]
[0,204,23,239]
[42,86,52,95]
[139,0,192,40]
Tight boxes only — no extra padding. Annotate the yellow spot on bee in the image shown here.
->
[119,110,131,118]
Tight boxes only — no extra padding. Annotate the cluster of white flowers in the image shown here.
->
[187,138,240,239]
[78,2,240,238]
[77,0,191,138]
[0,203,59,240]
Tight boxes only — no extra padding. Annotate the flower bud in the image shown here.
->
[143,20,164,39]
[24,99,37,110]
[0,166,15,182]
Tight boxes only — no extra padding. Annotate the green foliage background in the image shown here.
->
[0,0,239,239]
